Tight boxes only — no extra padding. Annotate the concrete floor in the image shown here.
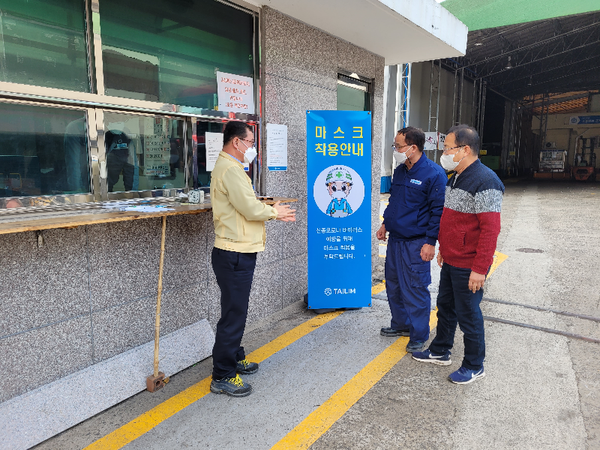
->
[35,181,600,450]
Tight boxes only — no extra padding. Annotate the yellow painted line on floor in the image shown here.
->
[488,251,508,278]
[84,311,343,450]
[371,281,385,296]
[271,310,438,450]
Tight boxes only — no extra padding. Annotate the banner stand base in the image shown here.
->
[303,294,362,314]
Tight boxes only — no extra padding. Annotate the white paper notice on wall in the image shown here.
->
[267,123,288,171]
[216,71,255,114]
[205,132,223,172]
[424,132,446,151]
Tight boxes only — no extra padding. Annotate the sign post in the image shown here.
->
[306,110,372,309]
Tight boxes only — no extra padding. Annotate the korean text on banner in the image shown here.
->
[306,110,372,309]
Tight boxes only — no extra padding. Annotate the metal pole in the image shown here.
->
[471,78,479,128]
[428,61,434,132]
[476,79,483,131]
[479,81,487,138]
[451,69,458,126]
[434,61,441,164]
[435,61,441,132]
[406,63,411,127]
[516,107,522,175]
[458,67,465,124]
[542,93,549,150]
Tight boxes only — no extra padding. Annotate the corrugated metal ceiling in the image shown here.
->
[442,10,600,103]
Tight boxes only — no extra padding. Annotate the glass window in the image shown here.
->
[0,102,89,199]
[104,112,187,193]
[337,74,371,111]
[196,120,224,187]
[0,0,90,92]
[195,120,257,188]
[99,0,255,109]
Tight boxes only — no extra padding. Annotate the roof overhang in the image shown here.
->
[442,0,600,31]
[255,0,467,64]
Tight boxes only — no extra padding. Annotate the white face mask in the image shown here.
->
[238,138,257,164]
[393,148,412,165]
[393,151,407,165]
[440,152,465,171]
[332,190,345,199]
[243,146,257,164]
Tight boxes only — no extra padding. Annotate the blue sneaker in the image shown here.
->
[448,366,485,384]
[412,349,452,366]
[405,340,426,353]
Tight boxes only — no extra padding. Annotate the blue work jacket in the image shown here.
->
[383,154,447,245]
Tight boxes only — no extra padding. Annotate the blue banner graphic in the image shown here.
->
[307,110,372,309]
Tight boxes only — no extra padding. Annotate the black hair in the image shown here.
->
[447,124,480,156]
[223,121,253,146]
[397,127,425,152]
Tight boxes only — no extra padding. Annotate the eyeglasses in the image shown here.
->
[239,137,255,147]
[391,143,411,150]
[442,145,464,154]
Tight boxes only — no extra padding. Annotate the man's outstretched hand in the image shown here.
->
[273,201,296,222]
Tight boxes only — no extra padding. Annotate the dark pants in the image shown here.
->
[429,263,485,370]
[385,238,432,342]
[211,247,257,379]
[107,150,134,192]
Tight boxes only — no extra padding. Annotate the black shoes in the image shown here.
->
[211,359,258,397]
[380,327,410,337]
[236,359,259,374]
[210,374,252,397]
[406,340,426,353]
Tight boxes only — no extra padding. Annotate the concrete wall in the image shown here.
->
[0,215,211,403]
[261,6,385,286]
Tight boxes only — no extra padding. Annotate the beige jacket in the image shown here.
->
[210,151,277,253]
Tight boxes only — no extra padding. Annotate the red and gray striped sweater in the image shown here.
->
[439,159,505,275]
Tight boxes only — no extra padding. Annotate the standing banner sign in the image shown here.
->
[307,110,372,309]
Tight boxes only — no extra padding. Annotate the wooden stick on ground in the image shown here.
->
[154,215,167,376]
[147,215,167,391]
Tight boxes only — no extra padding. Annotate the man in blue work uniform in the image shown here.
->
[377,127,447,353]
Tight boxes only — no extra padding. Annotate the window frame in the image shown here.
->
[0,0,261,210]
[336,71,374,113]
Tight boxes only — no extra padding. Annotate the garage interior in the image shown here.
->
[437,10,600,180]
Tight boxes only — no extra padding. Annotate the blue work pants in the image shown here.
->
[211,247,257,379]
[429,263,485,370]
[385,237,431,342]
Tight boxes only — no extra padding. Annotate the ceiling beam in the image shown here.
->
[459,18,600,71]
[491,50,600,87]
[504,64,600,96]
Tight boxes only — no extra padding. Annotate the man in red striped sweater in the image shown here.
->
[412,125,504,384]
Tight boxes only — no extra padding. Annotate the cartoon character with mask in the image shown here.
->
[325,166,354,218]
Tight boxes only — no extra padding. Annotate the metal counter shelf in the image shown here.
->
[0,197,296,235]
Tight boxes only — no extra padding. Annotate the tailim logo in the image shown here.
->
[324,288,356,295]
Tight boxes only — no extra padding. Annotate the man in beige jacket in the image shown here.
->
[210,121,295,397]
